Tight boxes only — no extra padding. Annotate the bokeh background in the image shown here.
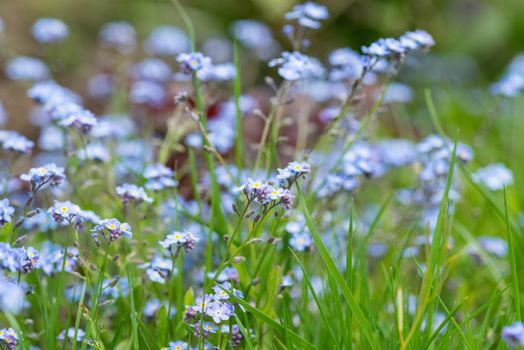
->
[2,0,524,172]
[2,0,524,78]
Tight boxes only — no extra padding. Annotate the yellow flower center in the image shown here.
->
[109,224,116,230]
[60,207,68,213]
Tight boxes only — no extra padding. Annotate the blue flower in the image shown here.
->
[230,20,277,60]
[144,26,190,56]
[47,200,84,225]
[116,183,153,205]
[503,322,524,347]
[167,340,188,350]
[20,163,66,190]
[0,243,39,274]
[58,108,98,134]
[362,30,435,60]
[98,21,136,53]
[0,278,25,314]
[0,131,34,154]
[31,18,69,43]
[87,73,114,99]
[45,102,84,121]
[77,143,110,162]
[399,30,435,50]
[269,51,325,81]
[132,58,173,84]
[144,164,177,191]
[93,218,133,241]
[5,56,50,81]
[39,241,79,275]
[143,298,174,318]
[289,232,312,251]
[472,163,513,191]
[57,327,85,343]
[285,1,329,29]
[160,231,199,253]
[177,52,212,73]
[0,199,15,226]
[129,80,166,107]
[139,256,174,284]
[0,327,18,349]
[281,275,293,287]
[206,301,234,323]
[28,80,80,105]
[491,73,524,97]
[197,62,236,82]
[201,321,218,333]
[329,48,364,81]
[18,246,40,274]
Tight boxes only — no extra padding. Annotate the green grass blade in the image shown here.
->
[296,185,377,348]
[504,187,521,320]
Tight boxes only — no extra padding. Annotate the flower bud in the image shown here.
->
[232,256,245,264]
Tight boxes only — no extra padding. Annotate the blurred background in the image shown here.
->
[2,0,524,78]
[2,0,524,159]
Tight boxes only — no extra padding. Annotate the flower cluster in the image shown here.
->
[160,231,199,254]
[28,80,80,105]
[139,256,175,284]
[236,179,294,210]
[116,183,153,205]
[328,47,364,81]
[0,199,14,226]
[284,1,329,29]
[184,283,244,342]
[39,241,79,275]
[491,54,524,97]
[144,164,178,191]
[269,51,325,81]
[286,216,313,251]
[57,328,90,345]
[93,218,133,241]
[362,30,435,60]
[276,161,311,185]
[48,200,85,226]
[0,130,34,154]
[0,243,40,274]
[20,163,66,190]
[0,328,18,349]
[472,163,513,191]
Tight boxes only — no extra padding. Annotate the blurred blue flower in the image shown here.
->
[269,51,325,81]
[285,1,329,29]
[31,18,69,43]
[5,56,50,81]
[98,21,136,53]
[0,199,14,226]
[503,322,524,347]
[145,26,190,56]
